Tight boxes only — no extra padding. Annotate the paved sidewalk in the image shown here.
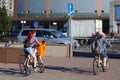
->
[0,56,120,80]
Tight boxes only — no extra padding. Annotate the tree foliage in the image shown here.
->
[0,6,12,34]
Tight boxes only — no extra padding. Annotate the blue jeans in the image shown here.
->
[24,47,35,57]
[100,50,107,58]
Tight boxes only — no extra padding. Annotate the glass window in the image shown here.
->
[51,31,67,38]
[42,31,57,38]
[21,30,29,36]
[115,6,120,20]
[36,30,42,37]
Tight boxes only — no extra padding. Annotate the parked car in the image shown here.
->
[0,33,17,42]
[17,28,79,49]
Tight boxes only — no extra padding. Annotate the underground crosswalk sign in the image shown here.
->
[68,1,74,16]
[33,21,38,28]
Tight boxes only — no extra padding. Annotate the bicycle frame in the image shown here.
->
[19,49,45,76]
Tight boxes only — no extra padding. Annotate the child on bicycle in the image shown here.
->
[23,30,41,72]
[4,40,12,48]
[91,32,112,71]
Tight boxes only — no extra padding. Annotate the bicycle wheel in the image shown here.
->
[93,56,103,75]
[23,66,32,76]
[37,54,45,73]
[23,58,32,76]
[19,55,25,74]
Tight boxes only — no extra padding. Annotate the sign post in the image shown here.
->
[68,1,74,57]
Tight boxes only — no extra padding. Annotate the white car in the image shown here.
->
[17,28,79,49]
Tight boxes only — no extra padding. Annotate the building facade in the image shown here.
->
[12,0,113,34]
[110,0,120,34]
[17,0,110,14]
[0,0,14,16]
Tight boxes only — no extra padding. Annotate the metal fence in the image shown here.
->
[74,40,120,54]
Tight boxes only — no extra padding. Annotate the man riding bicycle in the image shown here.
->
[23,30,41,72]
[91,32,112,71]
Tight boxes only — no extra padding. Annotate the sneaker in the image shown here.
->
[103,66,108,72]
[23,70,27,74]
[34,67,39,72]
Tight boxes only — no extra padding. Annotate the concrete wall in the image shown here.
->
[0,44,70,63]
[46,45,70,57]
[0,47,22,63]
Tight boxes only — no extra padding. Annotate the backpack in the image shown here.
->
[91,39,101,54]
[23,38,31,48]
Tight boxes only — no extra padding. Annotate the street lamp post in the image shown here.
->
[21,20,26,28]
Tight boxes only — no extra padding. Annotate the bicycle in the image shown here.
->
[93,54,109,75]
[19,47,45,76]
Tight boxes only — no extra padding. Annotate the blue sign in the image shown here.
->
[68,1,74,16]
[33,21,38,27]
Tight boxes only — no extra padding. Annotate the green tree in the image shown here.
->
[0,6,12,34]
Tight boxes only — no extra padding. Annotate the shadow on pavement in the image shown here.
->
[45,66,93,75]
[0,68,20,76]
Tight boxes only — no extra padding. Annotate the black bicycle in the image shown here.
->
[93,54,109,75]
[19,51,45,76]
